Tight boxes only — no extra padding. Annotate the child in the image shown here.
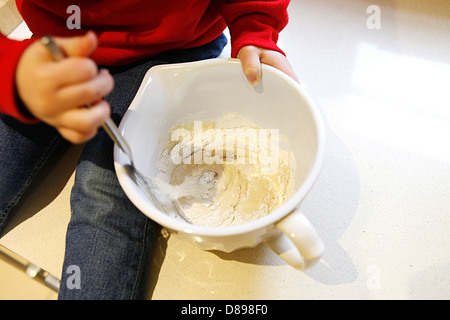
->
[0,0,297,299]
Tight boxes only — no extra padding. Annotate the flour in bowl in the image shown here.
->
[156,113,296,227]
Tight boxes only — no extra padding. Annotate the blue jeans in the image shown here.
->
[0,34,227,299]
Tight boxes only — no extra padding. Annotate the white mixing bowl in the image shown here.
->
[114,58,326,269]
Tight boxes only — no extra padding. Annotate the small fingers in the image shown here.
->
[237,46,262,86]
[58,127,98,145]
[259,51,299,83]
[57,100,111,131]
[53,31,98,58]
[55,100,111,144]
[238,46,299,85]
[55,69,114,109]
[46,57,99,88]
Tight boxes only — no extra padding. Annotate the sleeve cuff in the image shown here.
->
[221,0,290,58]
[229,14,286,58]
[0,37,39,123]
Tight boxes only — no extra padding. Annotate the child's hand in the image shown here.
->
[237,45,299,86]
[15,31,114,144]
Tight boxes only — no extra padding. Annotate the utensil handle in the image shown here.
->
[101,117,133,159]
[40,35,66,61]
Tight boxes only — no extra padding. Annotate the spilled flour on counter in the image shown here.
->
[156,113,296,227]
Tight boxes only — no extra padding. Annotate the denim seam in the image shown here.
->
[130,218,150,299]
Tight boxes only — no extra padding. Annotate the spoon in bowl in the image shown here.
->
[40,35,196,221]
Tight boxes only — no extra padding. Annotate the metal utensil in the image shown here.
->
[40,35,192,222]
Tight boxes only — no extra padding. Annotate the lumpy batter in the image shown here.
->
[156,113,296,227]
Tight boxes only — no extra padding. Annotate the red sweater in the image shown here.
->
[0,0,289,123]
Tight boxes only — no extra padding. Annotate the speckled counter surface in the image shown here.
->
[1,0,449,299]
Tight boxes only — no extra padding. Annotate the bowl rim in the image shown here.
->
[114,58,326,237]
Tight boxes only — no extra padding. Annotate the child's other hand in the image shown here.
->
[237,45,298,86]
[15,31,114,144]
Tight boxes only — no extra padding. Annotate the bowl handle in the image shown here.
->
[263,209,324,270]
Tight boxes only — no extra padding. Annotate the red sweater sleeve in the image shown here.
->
[221,0,290,58]
[0,34,38,123]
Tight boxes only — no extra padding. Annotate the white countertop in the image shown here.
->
[1,0,449,299]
